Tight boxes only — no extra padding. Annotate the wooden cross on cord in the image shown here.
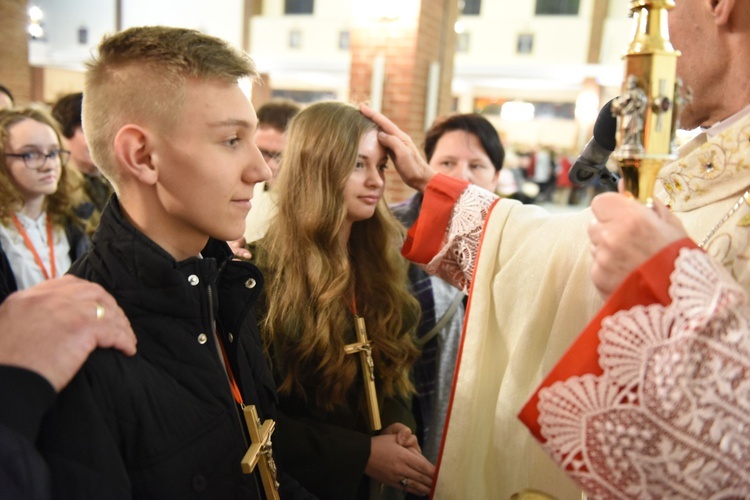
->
[240,405,280,500]
[344,315,382,431]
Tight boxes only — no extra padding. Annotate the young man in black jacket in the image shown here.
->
[36,26,313,499]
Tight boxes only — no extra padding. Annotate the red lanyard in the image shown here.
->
[217,333,244,406]
[11,214,56,280]
[346,293,358,316]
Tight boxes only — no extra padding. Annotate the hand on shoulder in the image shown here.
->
[0,276,137,391]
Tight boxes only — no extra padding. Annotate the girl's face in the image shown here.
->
[429,129,499,193]
[5,118,62,203]
[343,129,387,224]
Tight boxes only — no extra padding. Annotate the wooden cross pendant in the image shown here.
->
[344,315,382,431]
[240,405,280,500]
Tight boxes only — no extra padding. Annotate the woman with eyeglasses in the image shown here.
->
[0,108,89,295]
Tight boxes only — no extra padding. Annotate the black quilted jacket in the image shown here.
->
[37,196,313,500]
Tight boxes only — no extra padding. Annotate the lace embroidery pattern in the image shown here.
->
[424,185,497,292]
[537,248,750,498]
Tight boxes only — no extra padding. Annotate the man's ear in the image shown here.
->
[711,0,735,26]
[113,125,157,185]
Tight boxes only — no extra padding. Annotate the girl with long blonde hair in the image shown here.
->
[250,101,435,499]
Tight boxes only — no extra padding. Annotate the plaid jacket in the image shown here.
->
[391,193,440,444]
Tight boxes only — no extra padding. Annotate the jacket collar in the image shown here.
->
[87,196,250,319]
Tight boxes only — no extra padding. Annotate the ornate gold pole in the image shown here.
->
[613,0,681,205]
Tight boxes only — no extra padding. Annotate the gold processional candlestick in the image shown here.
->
[612,0,683,205]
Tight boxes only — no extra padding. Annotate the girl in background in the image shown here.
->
[0,108,88,295]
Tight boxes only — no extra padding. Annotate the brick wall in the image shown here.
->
[349,0,458,204]
[0,0,31,105]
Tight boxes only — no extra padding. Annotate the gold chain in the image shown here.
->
[699,189,750,249]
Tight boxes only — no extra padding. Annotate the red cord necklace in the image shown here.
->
[11,213,56,280]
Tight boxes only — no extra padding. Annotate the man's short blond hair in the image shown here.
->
[82,26,258,185]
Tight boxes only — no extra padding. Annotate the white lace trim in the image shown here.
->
[537,248,750,498]
[423,185,497,292]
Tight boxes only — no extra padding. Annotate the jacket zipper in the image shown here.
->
[209,278,265,499]
[207,283,249,449]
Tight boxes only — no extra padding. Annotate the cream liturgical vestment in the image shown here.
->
[405,113,750,499]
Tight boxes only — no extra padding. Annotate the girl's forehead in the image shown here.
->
[8,119,57,144]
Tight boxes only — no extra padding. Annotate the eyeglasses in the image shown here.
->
[4,149,71,169]
[260,149,282,163]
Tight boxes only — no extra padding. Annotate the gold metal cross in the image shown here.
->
[241,405,280,500]
[344,315,382,431]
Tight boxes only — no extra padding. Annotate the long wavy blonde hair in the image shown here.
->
[257,101,420,410]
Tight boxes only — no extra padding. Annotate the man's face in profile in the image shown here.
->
[255,125,286,188]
